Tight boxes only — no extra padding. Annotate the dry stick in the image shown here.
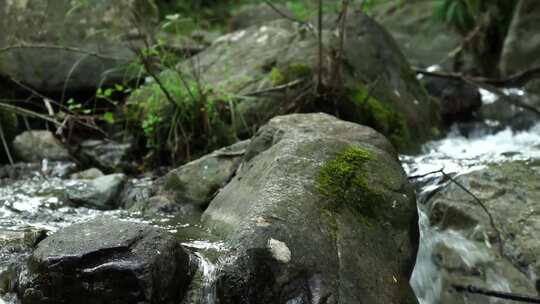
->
[437,14,486,67]
[262,0,309,27]
[317,0,324,94]
[4,76,105,135]
[0,44,125,61]
[409,169,505,256]
[244,79,305,96]
[453,284,540,303]
[0,123,14,166]
[414,68,540,117]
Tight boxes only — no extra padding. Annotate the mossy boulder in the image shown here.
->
[0,0,158,93]
[130,11,439,153]
[202,113,419,303]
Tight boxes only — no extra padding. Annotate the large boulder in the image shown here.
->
[129,11,439,152]
[12,130,70,162]
[370,0,466,70]
[0,0,158,93]
[18,216,193,304]
[421,161,540,303]
[202,113,419,303]
[500,0,540,76]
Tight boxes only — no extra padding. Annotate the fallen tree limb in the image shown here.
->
[414,68,540,117]
[453,285,540,303]
[0,44,126,61]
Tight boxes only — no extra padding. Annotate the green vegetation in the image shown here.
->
[352,85,411,150]
[317,146,382,221]
[126,70,237,163]
[270,63,312,86]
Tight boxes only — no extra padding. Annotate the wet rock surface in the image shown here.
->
[67,174,127,210]
[12,131,70,163]
[203,113,419,304]
[18,216,193,304]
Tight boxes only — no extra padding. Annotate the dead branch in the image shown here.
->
[317,0,324,94]
[414,68,540,117]
[244,79,306,96]
[453,285,540,303]
[0,44,126,61]
[262,0,310,27]
[0,123,14,165]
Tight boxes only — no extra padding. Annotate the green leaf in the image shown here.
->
[103,112,115,124]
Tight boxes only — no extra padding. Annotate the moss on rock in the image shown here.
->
[351,84,412,150]
[269,63,312,86]
[317,146,382,221]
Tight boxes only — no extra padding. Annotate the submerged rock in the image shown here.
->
[67,174,126,210]
[12,131,70,162]
[202,113,419,303]
[18,216,192,304]
[424,161,540,302]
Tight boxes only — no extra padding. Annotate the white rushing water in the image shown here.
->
[405,121,540,304]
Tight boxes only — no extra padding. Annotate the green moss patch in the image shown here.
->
[317,146,382,221]
[269,63,312,86]
[352,84,411,150]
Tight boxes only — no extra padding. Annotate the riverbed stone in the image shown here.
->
[69,168,104,180]
[229,3,294,30]
[18,216,192,304]
[425,161,540,301]
[202,113,419,304]
[12,130,70,162]
[67,173,126,210]
[78,139,133,173]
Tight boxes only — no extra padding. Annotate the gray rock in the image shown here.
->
[12,131,70,162]
[0,0,159,93]
[425,161,540,302]
[159,140,249,209]
[78,139,132,172]
[500,0,540,75]
[202,113,419,303]
[69,168,104,180]
[67,173,126,209]
[18,216,192,304]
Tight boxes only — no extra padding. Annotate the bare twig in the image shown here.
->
[0,123,14,165]
[244,79,305,96]
[0,44,126,61]
[453,285,540,303]
[414,68,540,117]
[317,0,324,93]
[262,0,310,27]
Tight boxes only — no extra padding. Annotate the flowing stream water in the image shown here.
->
[1,109,540,303]
[405,121,540,304]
